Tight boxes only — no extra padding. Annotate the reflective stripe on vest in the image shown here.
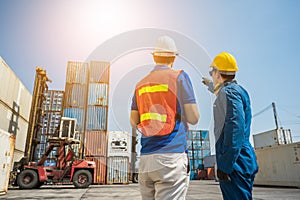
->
[140,112,167,123]
[135,69,182,137]
[138,84,168,96]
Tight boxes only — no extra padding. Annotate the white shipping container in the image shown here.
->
[204,155,216,169]
[254,142,300,188]
[0,56,32,120]
[107,131,131,158]
[107,156,129,184]
[0,103,28,152]
[253,129,293,149]
[0,129,15,195]
[12,150,25,166]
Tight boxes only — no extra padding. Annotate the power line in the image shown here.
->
[253,104,272,118]
[277,105,300,118]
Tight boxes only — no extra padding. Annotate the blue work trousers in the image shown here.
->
[219,170,255,200]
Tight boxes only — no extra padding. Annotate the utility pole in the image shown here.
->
[272,102,279,130]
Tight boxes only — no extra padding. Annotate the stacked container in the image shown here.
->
[63,61,88,133]
[35,90,64,165]
[85,61,110,184]
[0,129,15,195]
[187,130,210,180]
[107,131,131,184]
[62,60,110,184]
[0,57,32,164]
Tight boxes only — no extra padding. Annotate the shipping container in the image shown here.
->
[86,106,107,130]
[203,155,216,168]
[0,57,32,120]
[84,130,108,157]
[0,102,29,153]
[189,130,209,140]
[107,131,131,157]
[190,170,199,180]
[107,156,129,184]
[85,156,107,184]
[0,57,32,164]
[253,129,293,149]
[64,83,87,108]
[254,142,300,188]
[190,158,203,171]
[66,61,88,84]
[89,61,110,83]
[63,108,84,131]
[0,129,15,195]
[11,149,24,166]
[187,130,211,176]
[43,90,64,111]
[88,83,108,106]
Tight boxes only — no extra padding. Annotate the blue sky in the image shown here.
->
[0,0,299,143]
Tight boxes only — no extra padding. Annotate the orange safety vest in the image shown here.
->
[135,69,182,137]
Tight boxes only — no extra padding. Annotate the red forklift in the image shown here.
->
[15,137,96,189]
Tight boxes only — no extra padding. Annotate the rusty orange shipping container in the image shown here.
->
[84,131,108,157]
[85,156,107,184]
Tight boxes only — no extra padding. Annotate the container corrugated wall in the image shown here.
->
[89,61,110,83]
[64,83,87,108]
[0,102,29,154]
[0,57,32,120]
[88,84,108,106]
[85,156,107,184]
[0,129,15,195]
[86,106,107,130]
[63,108,84,131]
[63,61,89,132]
[84,131,107,157]
[66,61,89,84]
[107,156,129,184]
[0,57,32,164]
[255,142,300,188]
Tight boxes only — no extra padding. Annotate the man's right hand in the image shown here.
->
[202,77,211,86]
[217,169,230,181]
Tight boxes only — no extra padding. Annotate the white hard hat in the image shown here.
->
[152,35,178,56]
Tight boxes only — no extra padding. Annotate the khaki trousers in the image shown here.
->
[138,153,190,200]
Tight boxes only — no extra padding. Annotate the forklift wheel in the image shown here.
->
[17,169,39,189]
[73,170,93,188]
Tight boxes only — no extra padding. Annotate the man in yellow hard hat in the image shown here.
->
[130,35,199,199]
[202,52,258,200]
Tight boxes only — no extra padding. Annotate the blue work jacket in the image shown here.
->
[214,81,258,175]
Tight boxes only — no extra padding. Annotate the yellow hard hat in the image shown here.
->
[210,52,238,75]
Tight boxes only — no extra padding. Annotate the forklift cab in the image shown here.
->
[59,117,80,141]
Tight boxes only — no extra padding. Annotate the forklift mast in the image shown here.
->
[24,67,51,162]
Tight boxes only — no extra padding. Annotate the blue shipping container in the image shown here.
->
[190,159,203,170]
[190,170,199,180]
[188,130,209,141]
[63,108,84,131]
[88,83,108,106]
[86,106,107,130]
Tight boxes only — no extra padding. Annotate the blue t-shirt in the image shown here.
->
[131,65,196,155]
